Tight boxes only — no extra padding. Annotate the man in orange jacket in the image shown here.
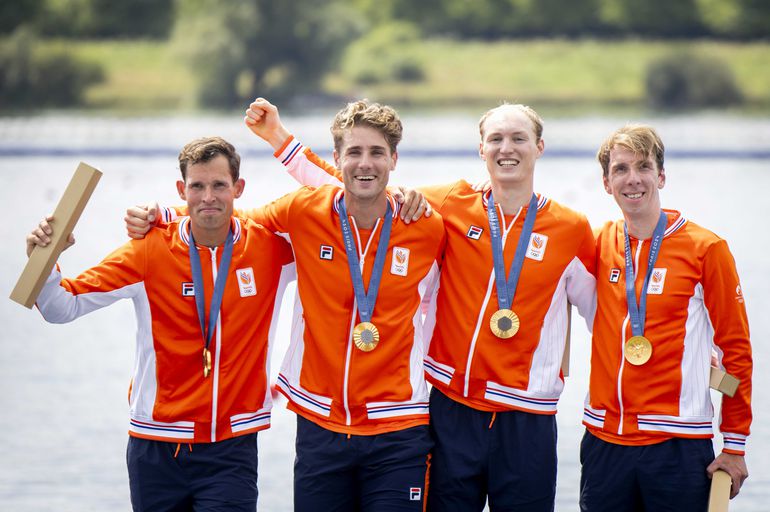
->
[580,124,752,511]
[27,137,295,511]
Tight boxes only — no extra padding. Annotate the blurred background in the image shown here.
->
[1,1,768,511]
[1,0,769,114]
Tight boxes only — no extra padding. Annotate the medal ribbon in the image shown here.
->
[623,211,668,336]
[487,192,539,310]
[189,224,234,353]
[338,197,393,323]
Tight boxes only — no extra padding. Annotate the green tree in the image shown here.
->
[599,0,706,37]
[173,0,363,108]
[33,0,174,38]
[737,0,770,38]
[0,0,44,34]
[341,22,425,85]
[354,0,600,38]
[645,52,743,109]
[696,0,741,36]
[0,27,103,109]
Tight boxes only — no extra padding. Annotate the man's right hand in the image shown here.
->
[125,203,158,240]
[244,97,291,151]
[27,215,75,257]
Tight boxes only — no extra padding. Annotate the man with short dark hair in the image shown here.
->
[27,137,294,511]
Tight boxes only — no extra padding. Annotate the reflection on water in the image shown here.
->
[0,114,768,511]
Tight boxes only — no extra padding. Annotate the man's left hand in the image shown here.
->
[707,452,748,499]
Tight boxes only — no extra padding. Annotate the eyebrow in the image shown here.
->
[345,144,387,151]
[486,130,528,137]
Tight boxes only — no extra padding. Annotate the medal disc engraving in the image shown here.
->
[624,335,652,365]
[490,309,520,339]
[353,322,380,352]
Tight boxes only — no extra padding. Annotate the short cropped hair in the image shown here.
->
[331,100,403,154]
[597,124,665,178]
[178,136,241,182]
[478,103,544,142]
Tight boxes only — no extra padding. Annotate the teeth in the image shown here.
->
[499,159,518,166]
[356,176,375,181]
[625,193,643,199]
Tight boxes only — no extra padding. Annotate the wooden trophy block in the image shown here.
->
[10,162,102,309]
[708,469,732,512]
[710,367,740,398]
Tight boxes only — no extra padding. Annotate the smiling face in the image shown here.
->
[176,154,244,245]
[603,145,665,220]
[334,125,397,206]
[479,106,544,187]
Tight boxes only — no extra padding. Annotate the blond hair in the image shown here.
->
[331,99,403,154]
[597,124,665,178]
[478,103,544,142]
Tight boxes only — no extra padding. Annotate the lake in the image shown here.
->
[0,112,767,511]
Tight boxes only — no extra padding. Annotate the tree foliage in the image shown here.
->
[3,0,769,41]
[173,0,364,108]
[0,27,104,109]
[10,0,175,39]
[341,22,425,85]
[0,0,44,35]
[352,0,602,38]
[645,52,743,109]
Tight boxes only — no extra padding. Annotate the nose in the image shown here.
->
[358,152,374,170]
[500,137,515,153]
[627,167,643,184]
[202,185,216,202]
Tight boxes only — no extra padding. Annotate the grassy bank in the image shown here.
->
[43,39,196,111]
[326,38,770,112]
[48,38,770,113]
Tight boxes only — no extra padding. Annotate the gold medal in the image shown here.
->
[624,335,652,365]
[202,347,212,378]
[353,322,380,352]
[490,309,520,339]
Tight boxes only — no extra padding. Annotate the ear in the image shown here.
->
[657,167,666,189]
[535,138,545,158]
[234,178,245,198]
[478,141,486,161]
[603,174,612,195]
[176,180,186,200]
[333,149,341,169]
[390,150,398,172]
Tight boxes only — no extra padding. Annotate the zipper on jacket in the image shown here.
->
[617,238,643,436]
[209,246,220,442]
[463,203,522,397]
[343,216,380,426]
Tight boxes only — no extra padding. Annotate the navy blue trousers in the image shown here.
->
[580,429,714,512]
[127,433,259,512]
[427,387,557,512]
[294,415,433,512]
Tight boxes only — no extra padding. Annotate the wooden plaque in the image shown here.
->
[708,470,732,512]
[10,162,102,308]
[710,367,740,398]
